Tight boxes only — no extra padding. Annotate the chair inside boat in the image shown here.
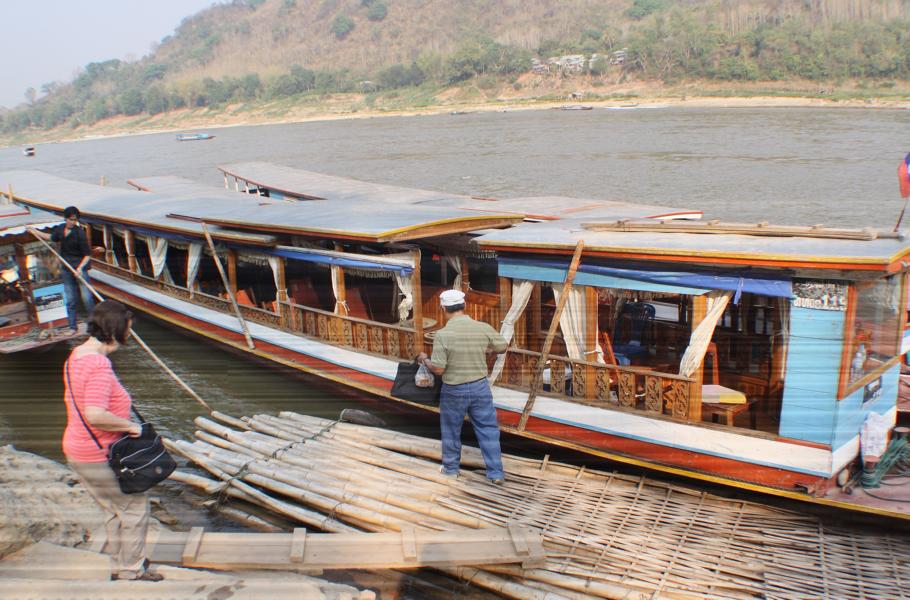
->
[612,302,655,365]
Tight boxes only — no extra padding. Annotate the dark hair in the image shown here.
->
[63,206,80,220]
[444,303,465,313]
[88,300,133,344]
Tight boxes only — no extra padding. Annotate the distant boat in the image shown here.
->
[176,133,215,142]
[558,105,593,111]
[22,146,35,157]
[450,110,473,116]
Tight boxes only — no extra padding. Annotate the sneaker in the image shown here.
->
[489,478,505,486]
[439,466,458,479]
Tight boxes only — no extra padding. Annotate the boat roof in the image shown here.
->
[0,204,61,238]
[0,170,522,244]
[127,176,229,196]
[474,218,910,272]
[218,161,702,221]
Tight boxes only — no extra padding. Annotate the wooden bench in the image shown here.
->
[702,396,758,428]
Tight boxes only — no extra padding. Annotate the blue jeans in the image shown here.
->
[440,379,504,480]
[62,267,95,330]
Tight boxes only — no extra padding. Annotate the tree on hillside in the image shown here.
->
[332,15,355,39]
[24,88,37,106]
[367,2,387,21]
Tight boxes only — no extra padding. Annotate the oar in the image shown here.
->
[28,231,213,412]
[201,222,255,350]
[517,240,584,431]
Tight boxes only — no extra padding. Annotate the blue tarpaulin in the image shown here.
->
[269,246,413,275]
[498,256,792,301]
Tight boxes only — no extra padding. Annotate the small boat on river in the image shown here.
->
[22,146,35,157]
[0,202,84,353]
[176,133,215,142]
[3,166,910,520]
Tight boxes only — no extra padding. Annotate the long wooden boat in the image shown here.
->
[176,133,215,142]
[4,167,910,521]
[0,203,83,353]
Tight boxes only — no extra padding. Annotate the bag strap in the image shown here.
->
[65,359,104,450]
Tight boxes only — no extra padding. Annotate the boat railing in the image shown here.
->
[93,262,419,361]
[283,300,418,361]
[498,347,701,422]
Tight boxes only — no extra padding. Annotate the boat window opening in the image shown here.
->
[132,239,153,278]
[466,256,499,294]
[164,246,189,288]
[110,233,129,268]
[847,275,902,387]
[0,245,24,311]
[24,244,58,285]
[344,272,398,323]
[235,259,276,311]
[284,260,335,313]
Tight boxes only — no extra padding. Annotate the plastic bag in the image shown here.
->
[415,363,435,388]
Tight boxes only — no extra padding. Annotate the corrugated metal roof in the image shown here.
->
[218,161,702,220]
[0,170,522,243]
[0,204,61,237]
[474,218,910,269]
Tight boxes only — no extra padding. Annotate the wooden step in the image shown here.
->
[149,526,547,571]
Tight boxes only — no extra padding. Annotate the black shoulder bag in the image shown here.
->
[391,360,442,406]
[65,360,176,494]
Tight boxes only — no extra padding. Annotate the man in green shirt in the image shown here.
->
[417,289,508,484]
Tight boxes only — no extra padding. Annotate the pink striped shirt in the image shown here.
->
[62,353,132,463]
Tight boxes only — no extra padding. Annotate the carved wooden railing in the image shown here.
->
[286,302,417,360]
[93,262,416,361]
[499,347,701,422]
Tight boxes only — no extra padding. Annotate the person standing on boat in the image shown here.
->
[417,289,508,484]
[62,300,162,582]
[29,206,95,335]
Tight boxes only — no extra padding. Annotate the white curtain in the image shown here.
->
[331,264,349,315]
[679,291,733,378]
[146,236,168,279]
[552,283,604,363]
[394,272,413,323]
[489,280,534,383]
[186,243,203,295]
[444,255,463,291]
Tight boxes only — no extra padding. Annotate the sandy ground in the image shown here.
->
[6,78,909,149]
[0,445,373,599]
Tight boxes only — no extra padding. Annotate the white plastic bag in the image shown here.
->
[415,363,435,388]
[860,411,892,461]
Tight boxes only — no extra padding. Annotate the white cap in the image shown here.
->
[439,289,466,307]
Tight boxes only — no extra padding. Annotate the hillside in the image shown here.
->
[2,0,910,141]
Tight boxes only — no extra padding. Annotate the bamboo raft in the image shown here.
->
[166,412,910,600]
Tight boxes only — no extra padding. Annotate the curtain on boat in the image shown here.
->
[186,243,203,295]
[774,296,791,385]
[444,254,463,291]
[146,236,171,282]
[394,272,413,323]
[331,264,349,315]
[489,280,534,384]
[552,283,605,364]
[678,291,733,378]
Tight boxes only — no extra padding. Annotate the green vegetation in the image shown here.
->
[3,0,910,137]
[332,15,355,39]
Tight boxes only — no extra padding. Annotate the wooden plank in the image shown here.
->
[581,219,884,240]
[518,240,585,430]
[202,222,255,350]
[508,524,529,556]
[181,527,204,563]
[149,526,547,571]
[401,527,417,562]
[290,528,306,563]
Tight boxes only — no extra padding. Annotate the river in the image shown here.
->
[1,106,908,593]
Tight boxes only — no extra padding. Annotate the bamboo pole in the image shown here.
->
[27,232,213,412]
[518,240,584,430]
[200,222,254,349]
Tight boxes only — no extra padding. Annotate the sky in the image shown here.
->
[0,0,218,109]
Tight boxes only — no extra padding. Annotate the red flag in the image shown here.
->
[900,152,910,198]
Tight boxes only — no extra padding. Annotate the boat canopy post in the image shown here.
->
[13,243,37,325]
[687,294,708,422]
[411,248,424,354]
[331,243,348,316]
[124,229,138,273]
[227,249,238,294]
[584,286,599,401]
[274,255,290,328]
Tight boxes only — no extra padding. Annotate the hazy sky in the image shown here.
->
[0,0,217,109]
